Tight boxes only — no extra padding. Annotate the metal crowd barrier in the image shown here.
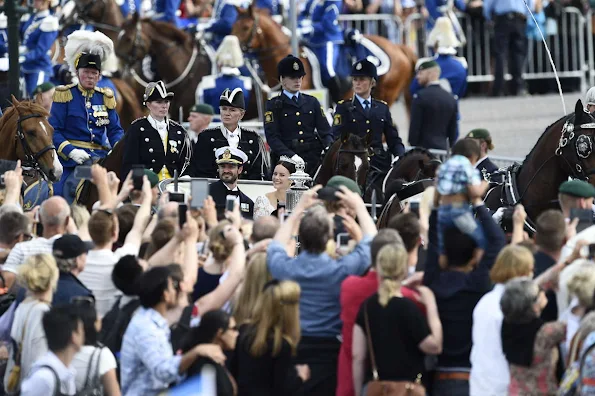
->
[338,14,404,44]
[427,148,522,169]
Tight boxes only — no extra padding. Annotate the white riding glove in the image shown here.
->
[491,207,506,225]
[69,149,91,164]
[392,156,400,164]
[291,154,305,165]
[18,45,27,55]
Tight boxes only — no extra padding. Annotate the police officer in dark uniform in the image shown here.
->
[466,128,499,180]
[209,146,254,220]
[122,81,192,180]
[332,59,405,175]
[190,87,267,180]
[264,54,333,176]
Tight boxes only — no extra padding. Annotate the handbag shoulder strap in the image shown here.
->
[363,300,379,381]
[578,340,595,388]
[15,301,45,362]
[83,346,102,389]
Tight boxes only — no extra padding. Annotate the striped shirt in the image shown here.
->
[3,234,62,273]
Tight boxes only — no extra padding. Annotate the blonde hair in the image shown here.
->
[70,204,90,230]
[18,253,59,293]
[233,253,272,324]
[248,280,301,357]
[208,221,236,263]
[376,244,408,307]
[567,261,595,307]
[490,245,535,284]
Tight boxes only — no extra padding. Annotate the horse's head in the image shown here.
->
[316,131,370,189]
[391,148,440,182]
[3,97,62,182]
[116,13,151,65]
[232,6,263,52]
[73,0,105,22]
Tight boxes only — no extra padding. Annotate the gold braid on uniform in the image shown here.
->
[95,87,117,109]
[53,84,76,103]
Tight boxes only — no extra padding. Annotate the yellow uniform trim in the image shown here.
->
[53,84,75,103]
[69,140,108,151]
[57,141,72,160]
[95,87,117,110]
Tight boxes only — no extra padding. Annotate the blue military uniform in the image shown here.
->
[19,10,59,97]
[202,0,238,48]
[50,83,124,199]
[264,56,333,176]
[333,60,405,174]
[151,0,181,25]
[0,13,7,58]
[425,0,466,32]
[255,0,281,15]
[120,0,141,18]
[196,69,252,115]
[306,0,343,87]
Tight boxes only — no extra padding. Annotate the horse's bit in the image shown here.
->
[16,114,56,174]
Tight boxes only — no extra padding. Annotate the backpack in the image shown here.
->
[78,346,104,396]
[559,339,595,396]
[98,297,141,356]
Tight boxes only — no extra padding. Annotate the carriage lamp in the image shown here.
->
[286,162,312,214]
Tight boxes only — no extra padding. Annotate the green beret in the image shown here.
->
[143,169,159,188]
[559,179,595,198]
[190,104,214,115]
[466,128,494,150]
[317,175,361,201]
[33,82,55,95]
[417,60,438,71]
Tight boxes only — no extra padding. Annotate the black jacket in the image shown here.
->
[121,117,190,179]
[408,84,458,151]
[209,180,254,220]
[190,127,266,180]
[476,157,499,180]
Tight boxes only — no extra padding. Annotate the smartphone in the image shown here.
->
[132,165,144,190]
[0,159,17,185]
[73,165,92,180]
[500,207,515,233]
[570,208,593,234]
[226,195,236,212]
[169,192,186,203]
[589,243,595,259]
[190,179,209,209]
[336,232,351,248]
[178,204,187,229]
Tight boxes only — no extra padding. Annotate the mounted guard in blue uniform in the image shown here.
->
[49,30,124,202]
[196,0,245,49]
[147,0,181,25]
[196,35,252,115]
[19,0,59,97]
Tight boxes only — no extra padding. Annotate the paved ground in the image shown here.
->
[390,91,585,159]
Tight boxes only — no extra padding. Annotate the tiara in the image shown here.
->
[279,155,296,164]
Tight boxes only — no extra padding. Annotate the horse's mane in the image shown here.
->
[393,146,436,169]
[141,18,191,47]
[0,101,48,138]
[522,113,572,164]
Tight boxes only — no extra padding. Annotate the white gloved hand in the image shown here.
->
[291,154,305,164]
[18,45,27,55]
[18,56,25,64]
[392,156,400,164]
[492,207,505,225]
[69,148,91,164]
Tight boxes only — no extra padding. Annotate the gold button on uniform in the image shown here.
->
[353,119,356,122]
[300,139,304,143]
[296,112,300,116]
[366,120,370,124]
[299,131,303,135]
[367,129,371,133]
[297,121,302,125]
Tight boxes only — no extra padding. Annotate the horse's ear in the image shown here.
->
[131,12,139,23]
[575,99,586,125]
[10,95,19,112]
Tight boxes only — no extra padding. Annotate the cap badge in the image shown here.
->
[223,149,232,160]
[293,62,299,71]
[356,63,362,70]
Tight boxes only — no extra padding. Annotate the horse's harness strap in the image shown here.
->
[17,114,56,168]
[556,115,595,179]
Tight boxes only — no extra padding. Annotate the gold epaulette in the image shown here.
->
[95,87,117,110]
[53,84,76,103]
[378,99,387,105]
[337,100,345,104]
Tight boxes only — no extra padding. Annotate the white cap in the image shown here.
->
[215,146,248,165]
[586,86,595,105]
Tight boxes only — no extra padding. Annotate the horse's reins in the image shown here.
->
[16,114,56,172]
[238,13,292,61]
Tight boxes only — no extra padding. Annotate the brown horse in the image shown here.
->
[232,7,417,109]
[485,100,595,231]
[69,0,124,43]
[111,78,144,130]
[314,131,371,190]
[0,97,63,208]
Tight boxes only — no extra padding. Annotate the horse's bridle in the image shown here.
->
[72,0,120,32]
[16,114,56,175]
[237,14,291,60]
[333,141,369,191]
[117,21,146,66]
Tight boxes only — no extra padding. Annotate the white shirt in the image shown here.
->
[21,352,77,396]
[79,243,140,317]
[220,125,241,149]
[72,346,117,392]
[3,234,62,274]
[469,284,509,396]
[148,115,168,142]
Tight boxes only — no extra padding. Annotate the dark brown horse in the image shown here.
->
[115,15,214,120]
[485,100,595,230]
[314,131,371,190]
[232,7,417,110]
[69,0,124,43]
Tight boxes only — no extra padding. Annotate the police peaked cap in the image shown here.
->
[220,88,245,110]
[278,55,306,78]
[75,52,102,71]
[144,81,174,104]
[351,59,377,80]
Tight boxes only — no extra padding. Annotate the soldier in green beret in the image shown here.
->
[129,169,161,208]
[187,103,214,144]
[558,179,595,220]
[32,81,55,113]
[466,128,498,180]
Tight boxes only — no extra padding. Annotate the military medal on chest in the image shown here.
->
[92,105,110,127]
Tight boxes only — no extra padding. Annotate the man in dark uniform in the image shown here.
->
[209,146,254,220]
[466,128,499,180]
[264,54,334,176]
[408,60,458,151]
[332,59,405,175]
[191,88,267,180]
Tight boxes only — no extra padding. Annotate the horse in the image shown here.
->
[67,0,124,44]
[373,149,441,228]
[231,6,417,110]
[0,97,63,209]
[314,131,371,191]
[485,99,595,232]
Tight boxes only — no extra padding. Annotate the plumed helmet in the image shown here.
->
[427,17,461,49]
[65,30,114,75]
[215,35,245,68]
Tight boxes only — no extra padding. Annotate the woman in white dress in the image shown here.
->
[254,159,296,220]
